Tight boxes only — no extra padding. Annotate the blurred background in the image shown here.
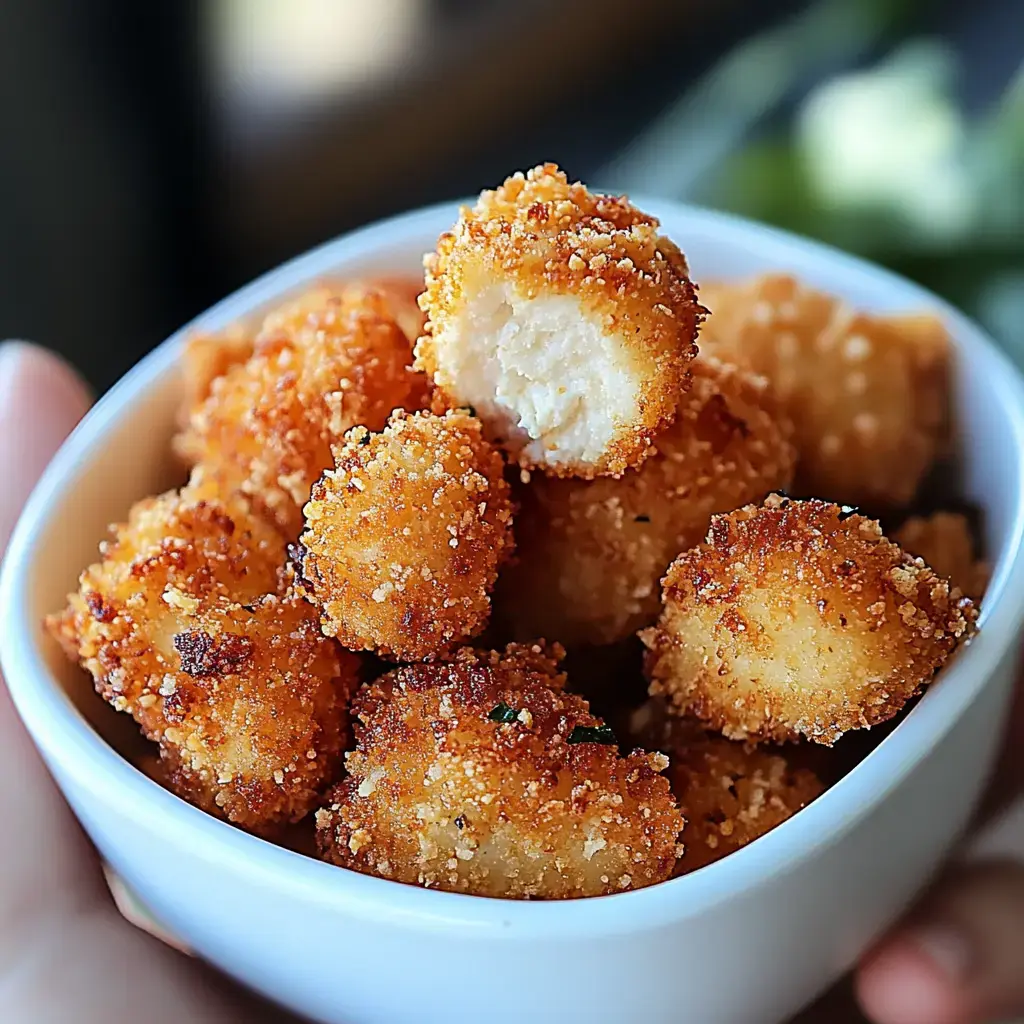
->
[1,0,1020,393]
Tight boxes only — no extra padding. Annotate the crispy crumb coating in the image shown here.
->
[494,357,795,646]
[178,325,254,426]
[641,495,978,745]
[699,274,950,508]
[630,701,823,873]
[315,644,683,898]
[175,285,429,537]
[47,479,359,832]
[416,163,703,478]
[348,276,426,344]
[299,410,515,661]
[895,512,990,602]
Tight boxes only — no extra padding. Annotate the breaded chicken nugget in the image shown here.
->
[47,481,359,832]
[178,325,254,423]
[699,274,950,508]
[895,511,989,601]
[349,276,426,344]
[630,701,823,873]
[641,495,977,745]
[299,410,514,661]
[175,285,428,537]
[416,163,704,478]
[315,644,683,897]
[494,357,795,646]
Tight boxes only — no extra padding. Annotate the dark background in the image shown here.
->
[1,0,1020,393]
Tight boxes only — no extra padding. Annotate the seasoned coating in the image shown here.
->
[175,284,428,537]
[416,163,703,478]
[699,274,950,508]
[299,410,514,661]
[47,480,359,832]
[630,701,823,873]
[895,511,989,602]
[315,644,683,897]
[641,495,978,745]
[349,276,426,344]
[178,325,254,423]
[494,357,795,646]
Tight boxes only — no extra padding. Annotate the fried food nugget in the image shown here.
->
[178,325,254,423]
[315,644,683,897]
[895,511,990,601]
[298,410,515,661]
[47,480,359,832]
[348,276,426,343]
[641,495,978,745]
[699,274,950,508]
[494,357,795,646]
[416,163,703,478]
[630,701,823,873]
[175,285,428,537]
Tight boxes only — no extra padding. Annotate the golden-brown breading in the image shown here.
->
[698,274,950,509]
[298,410,515,661]
[494,357,795,646]
[178,325,254,425]
[175,285,429,537]
[641,495,978,745]
[47,480,359,832]
[416,163,704,478]
[895,511,989,601]
[315,644,683,898]
[630,701,823,874]
[348,276,426,344]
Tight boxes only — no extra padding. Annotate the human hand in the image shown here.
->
[852,677,1024,1024]
[0,343,289,1023]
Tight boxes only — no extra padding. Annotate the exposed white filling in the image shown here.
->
[436,283,640,467]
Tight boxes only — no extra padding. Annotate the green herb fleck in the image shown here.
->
[488,702,518,723]
[567,724,617,745]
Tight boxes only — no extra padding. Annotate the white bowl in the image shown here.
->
[3,199,1024,1024]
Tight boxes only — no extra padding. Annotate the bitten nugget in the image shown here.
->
[47,481,359,832]
[699,274,950,508]
[495,357,795,646]
[315,644,683,897]
[299,410,514,661]
[175,285,428,537]
[641,495,977,745]
[631,701,823,873]
[416,163,703,478]
[895,512,989,601]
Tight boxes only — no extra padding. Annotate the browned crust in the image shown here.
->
[630,702,823,873]
[895,511,990,602]
[315,644,683,898]
[494,356,795,645]
[299,410,515,661]
[698,274,950,509]
[45,480,360,833]
[641,495,978,745]
[415,163,705,477]
[175,284,430,537]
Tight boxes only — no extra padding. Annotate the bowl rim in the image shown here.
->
[3,197,1024,939]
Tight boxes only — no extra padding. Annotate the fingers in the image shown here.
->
[857,860,1024,1024]
[0,342,104,939]
[0,341,91,551]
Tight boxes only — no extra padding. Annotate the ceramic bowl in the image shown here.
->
[3,199,1024,1024]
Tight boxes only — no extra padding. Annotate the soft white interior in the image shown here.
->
[439,284,640,466]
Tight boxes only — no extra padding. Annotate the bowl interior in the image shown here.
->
[5,198,1024,921]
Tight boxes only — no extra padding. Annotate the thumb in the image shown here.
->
[0,340,92,550]
[857,860,1024,1024]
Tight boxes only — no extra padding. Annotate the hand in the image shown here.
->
[0,343,289,1023]
[853,680,1024,1024]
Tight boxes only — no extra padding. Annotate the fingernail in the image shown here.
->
[910,923,975,983]
[0,341,31,404]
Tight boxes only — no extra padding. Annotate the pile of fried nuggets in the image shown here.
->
[50,164,985,899]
